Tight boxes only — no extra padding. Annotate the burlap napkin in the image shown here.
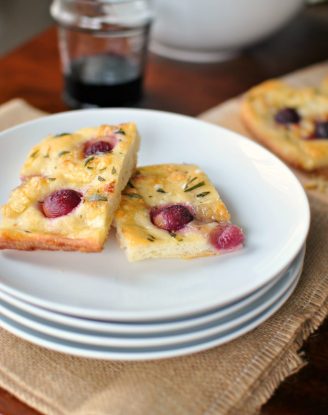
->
[0,99,327,415]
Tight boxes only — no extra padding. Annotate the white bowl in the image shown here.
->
[150,0,304,62]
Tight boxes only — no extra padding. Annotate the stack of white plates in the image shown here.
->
[0,109,310,360]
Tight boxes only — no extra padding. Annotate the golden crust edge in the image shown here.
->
[0,230,102,252]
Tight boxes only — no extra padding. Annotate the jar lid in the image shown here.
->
[51,0,153,30]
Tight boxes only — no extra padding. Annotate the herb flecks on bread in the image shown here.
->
[0,123,140,252]
[114,164,244,261]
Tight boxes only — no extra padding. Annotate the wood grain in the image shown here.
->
[0,4,328,415]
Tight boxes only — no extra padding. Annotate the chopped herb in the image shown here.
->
[98,176,106,182]
[123,193,143,199]
[87,166,93,170]
[184,181,205,193]
[54,132,70,137]
[99,167,107,172]
[24,230,32,233]
[196,191,210,198]
[84,156,95,166]
[148,195,153,198]
[169,231,183,242]
[47,177,56,181]
[116,128,126,135]
[43,154,50,158]
[127,181,135,188]
[147,234,156,242]
[58,150,70,157]
[111,167,117,175]
[30,150,39,158]
[188,176,198,185]
[184,176,197,190]
[156,188,166,193]
[88,194,108,202]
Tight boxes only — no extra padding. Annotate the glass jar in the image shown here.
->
[51,0,153,108]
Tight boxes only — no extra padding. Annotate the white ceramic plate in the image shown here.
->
[0,275,300,360]
[0,250,303,347]
[0,246,305,336]
[0,109,310,321]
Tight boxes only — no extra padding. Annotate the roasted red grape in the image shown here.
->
[150,205,194,232]
[84,140,113,157]
[42,189,82,218]
[274,108,300,125]
[210,224,244,251]
[313,121,328,139]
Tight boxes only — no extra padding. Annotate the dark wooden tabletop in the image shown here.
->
[0,4,328,415]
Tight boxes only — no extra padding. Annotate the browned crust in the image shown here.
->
[0,230,102,252]
[310,166,328,179]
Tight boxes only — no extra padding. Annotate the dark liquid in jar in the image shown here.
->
[64,54,143,108]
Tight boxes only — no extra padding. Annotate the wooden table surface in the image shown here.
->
[0,4,328,415]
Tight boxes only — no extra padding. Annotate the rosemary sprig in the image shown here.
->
[116,128,126,135]
[123,193,143,199]
[183,176,197,190]
[58,150,70,157]
[54,132,70,137]
[184,181,205,193]
[196,191,210,198]
[30,150,39,158]
[84,156,95,166]
[88,194,108,202]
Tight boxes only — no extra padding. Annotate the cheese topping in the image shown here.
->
[115,164,231,252]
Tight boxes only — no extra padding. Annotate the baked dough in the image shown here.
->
[114,164,243,262]
[0,123,140,251]
[241,79,328,171]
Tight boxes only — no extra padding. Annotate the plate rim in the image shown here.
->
[0,275,300,361]
[0,108,311,320]
[0,253,302,347]
[0,245,305,334]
